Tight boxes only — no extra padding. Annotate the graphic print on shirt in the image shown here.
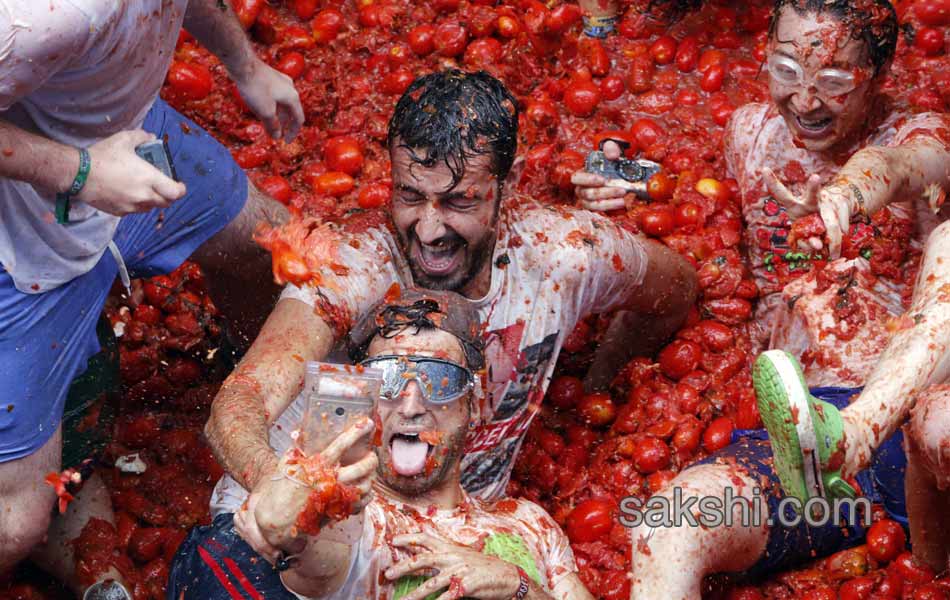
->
[461,330,558,495]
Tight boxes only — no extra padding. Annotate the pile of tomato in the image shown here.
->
[6,0,950,598]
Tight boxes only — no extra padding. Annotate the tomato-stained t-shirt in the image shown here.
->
[279,202,649,500]
[285,491,577,600]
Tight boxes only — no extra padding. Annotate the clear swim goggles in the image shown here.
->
[360,355,475,406]
[767,53,865,97]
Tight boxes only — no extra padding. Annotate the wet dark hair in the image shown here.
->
[769,0,898,75]
[387,69,519,190]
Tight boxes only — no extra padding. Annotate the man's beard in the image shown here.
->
[397,219,498,293]
[378,428,467,496]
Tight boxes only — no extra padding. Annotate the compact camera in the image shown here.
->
[135,139,177,181]
[584,139,662,199]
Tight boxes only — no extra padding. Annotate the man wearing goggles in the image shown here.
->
[169,290,593,600]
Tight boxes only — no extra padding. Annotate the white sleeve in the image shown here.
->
[0,1,91,110]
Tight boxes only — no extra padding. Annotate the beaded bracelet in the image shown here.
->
[56,148,91,224]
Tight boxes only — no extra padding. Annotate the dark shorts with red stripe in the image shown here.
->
[167,513,297,600]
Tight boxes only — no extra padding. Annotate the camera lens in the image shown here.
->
[619,161,642,181]
[335,407,345,416]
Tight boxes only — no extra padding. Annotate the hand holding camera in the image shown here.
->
[571,139,663,212]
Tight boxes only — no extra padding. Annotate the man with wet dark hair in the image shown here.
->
[204,69,697,557]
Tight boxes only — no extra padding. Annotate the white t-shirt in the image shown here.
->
[211,201,649,509]
[0,0,187,293]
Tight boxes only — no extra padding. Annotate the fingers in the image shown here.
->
[385,552,442,581]
[398,569,461,600]
[603,140,622,160]
[338,452,378,483]
[234,505,282,564]
[151,174,186,203]
[804,174,822,207]
[278,94,305,143]
[392,533,444,553]
[580,198,627,212]
[321,417,374,464]
[763,167,809,217]
[571,171,606,187]
[817,194,848,259]
[122,129,156,150]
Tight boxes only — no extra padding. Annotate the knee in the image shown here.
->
[908,385,950,489]
[0,495,52,563]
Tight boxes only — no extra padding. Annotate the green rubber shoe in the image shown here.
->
[753,350,856,505]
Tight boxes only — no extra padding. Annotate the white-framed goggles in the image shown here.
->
[360,355,475,406]
[767,53,863,97]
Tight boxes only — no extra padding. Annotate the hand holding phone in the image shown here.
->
[135,139,177,181]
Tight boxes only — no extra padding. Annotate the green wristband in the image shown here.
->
[56,147,91,224]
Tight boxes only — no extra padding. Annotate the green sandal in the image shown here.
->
[753,350,856,505]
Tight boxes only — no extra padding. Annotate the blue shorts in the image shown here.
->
[698,387,907,578]
[167,513,295,600]
[0,98,247,462]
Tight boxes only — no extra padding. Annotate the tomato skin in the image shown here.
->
[649,35,677,65]
[578,392,616,426]
[674,202,702,227]
[259,175,293,204]
[626,54,655,94]
[866,519,907,563]
[647,172,674,202]
[675,36,700,72]
[230,0,264,29]
[915,0,950,26]
[311,8,344,44]
[566,499,614,543]
[640,208,675,238]
[357,182,390,209]
[895,551,936,584]
[166,61,213,101]
[672,416,703,454]
[275,52,306,79]
[599,75,625,101]
[434,22,468,57]
[695,320,734,352]
[632,436,671,473]
[702,416,734,452]
[563,79,601,117]
[464,37,503,67]
[548,376,584,409]
[915,27,945,55]
[700,64,726,92]
[496,15,521,38]
[324,136,364,176]
[408,24,437,55]
[233,145,271,169]
[313,171,355,197]
[658,340,702,379]
[698,49,726,73]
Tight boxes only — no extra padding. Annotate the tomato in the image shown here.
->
[700,64,726,92]
[497,15,521,38]
[626,54,655,93]
[630,118,664,150]
[382,69,415,95]
[600,75,625,101]
[547,376,584,410]
[702,416,734,452]
[632,436,671,473]
[282,24,315,49]
[578,392,616,427]
[801,587,835,600]
[434,22,468,57]
[563,79,601,117]
[357,182,390,209]
[537,429,565,458]
[915,27,945,55]
[259,175,293,204]
[649,35,677,65]
[695,320,734,352]
[313,171,355,197]
[166,61,213,101]
[914,584,950,600]
[895,552,936,583]
[468,5,497,37]
[915,0,950,26]
[674,202,702,227]
[675,36,700,72]
[408,24,437,55]
[640,208,674,238]
[230,0,264,29]
[233,145,271,169]
[128,527,167,563]
[292,0,318,20]
[672,416,703,455]
[580,38,610,77]
[545,4,582,34]
[566,499,614,543]
[324,136,364,176]
[434,0,460,12]
[726,587,765,600]
[698,49,726,72]
[866,519,907,563]
[658,340,702,379]
[563,319,591,353]
[601,570,632,600]
[838,576,876,600]
[695,178,731,203]
[275,52,306,79]
[312,8,344,44]
[464,37,503,67]
[711,101,736,126]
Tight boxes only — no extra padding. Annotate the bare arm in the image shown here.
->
[204,297,335,491]
[184,0,304,141]
[552,573,596,600]
[0,120,79,195]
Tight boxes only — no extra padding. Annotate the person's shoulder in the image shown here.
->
[726,102,772,131]
[505,201,627,250]
[884,110,950,147]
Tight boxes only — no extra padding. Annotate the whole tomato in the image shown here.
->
[649,35,677,65]
[580,38,611,77]
[357,182,390,209]
[632,436,671,473]
[658,340,702,379]
[547,376,584,410]
[675,36,700,72]
[382,69,415,95]
[630,118,664,150]
[700,64,726,92]
[915,27,945,55]
[312,8,344,44]
[566,498,614,543]
[314,172,355,197]
[293,0,318,20]
[275,52,306,79]
[434,22,468,57]
[866,519,907,563]
[408,24,437,55]
[702,416,734,452]
[563,319,591,353]
[259,175,293,204]
[464,37,503,67]
[914,584,950,600]
[537,429,565,458]
[801,587,835,600]
[230,0,264,29]
[695,320,734,352]
[563,78,601,117]
[578,392,616,427]
[695,178,731,203]
[166,61,213,101]
[324,136,364,176]
[895,551,936,584]
[647,172,675,202]
[497,15,521,38]
[467,5,497,37]
[674,202,702,227]
[600,75,625,101]
[915,0,950,26]
[838,576,876,600]
[545,3,582,34]
[640,207,675,238]
[283,24,315,49]
[626,54,655,93]
[698,49,726,73]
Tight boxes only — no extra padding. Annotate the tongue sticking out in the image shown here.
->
[392,438,429,476]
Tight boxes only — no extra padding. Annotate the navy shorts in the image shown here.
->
[697,387,907,578]
[0,98,247,462]
[167,513,296,600]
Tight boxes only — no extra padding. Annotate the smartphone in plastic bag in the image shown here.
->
[298,362,383,466]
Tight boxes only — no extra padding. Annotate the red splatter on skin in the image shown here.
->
[283,448,359,536]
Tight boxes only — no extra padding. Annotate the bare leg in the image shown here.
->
[629,464,768,600]
[192,182,288,351]
[905,385,950,573]
[839,220,950,477]
[0,427,61,576]
[30,472,127,597]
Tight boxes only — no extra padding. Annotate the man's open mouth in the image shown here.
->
[413,241,464,277]
[390,432,435,477]
[794,114,833,138]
